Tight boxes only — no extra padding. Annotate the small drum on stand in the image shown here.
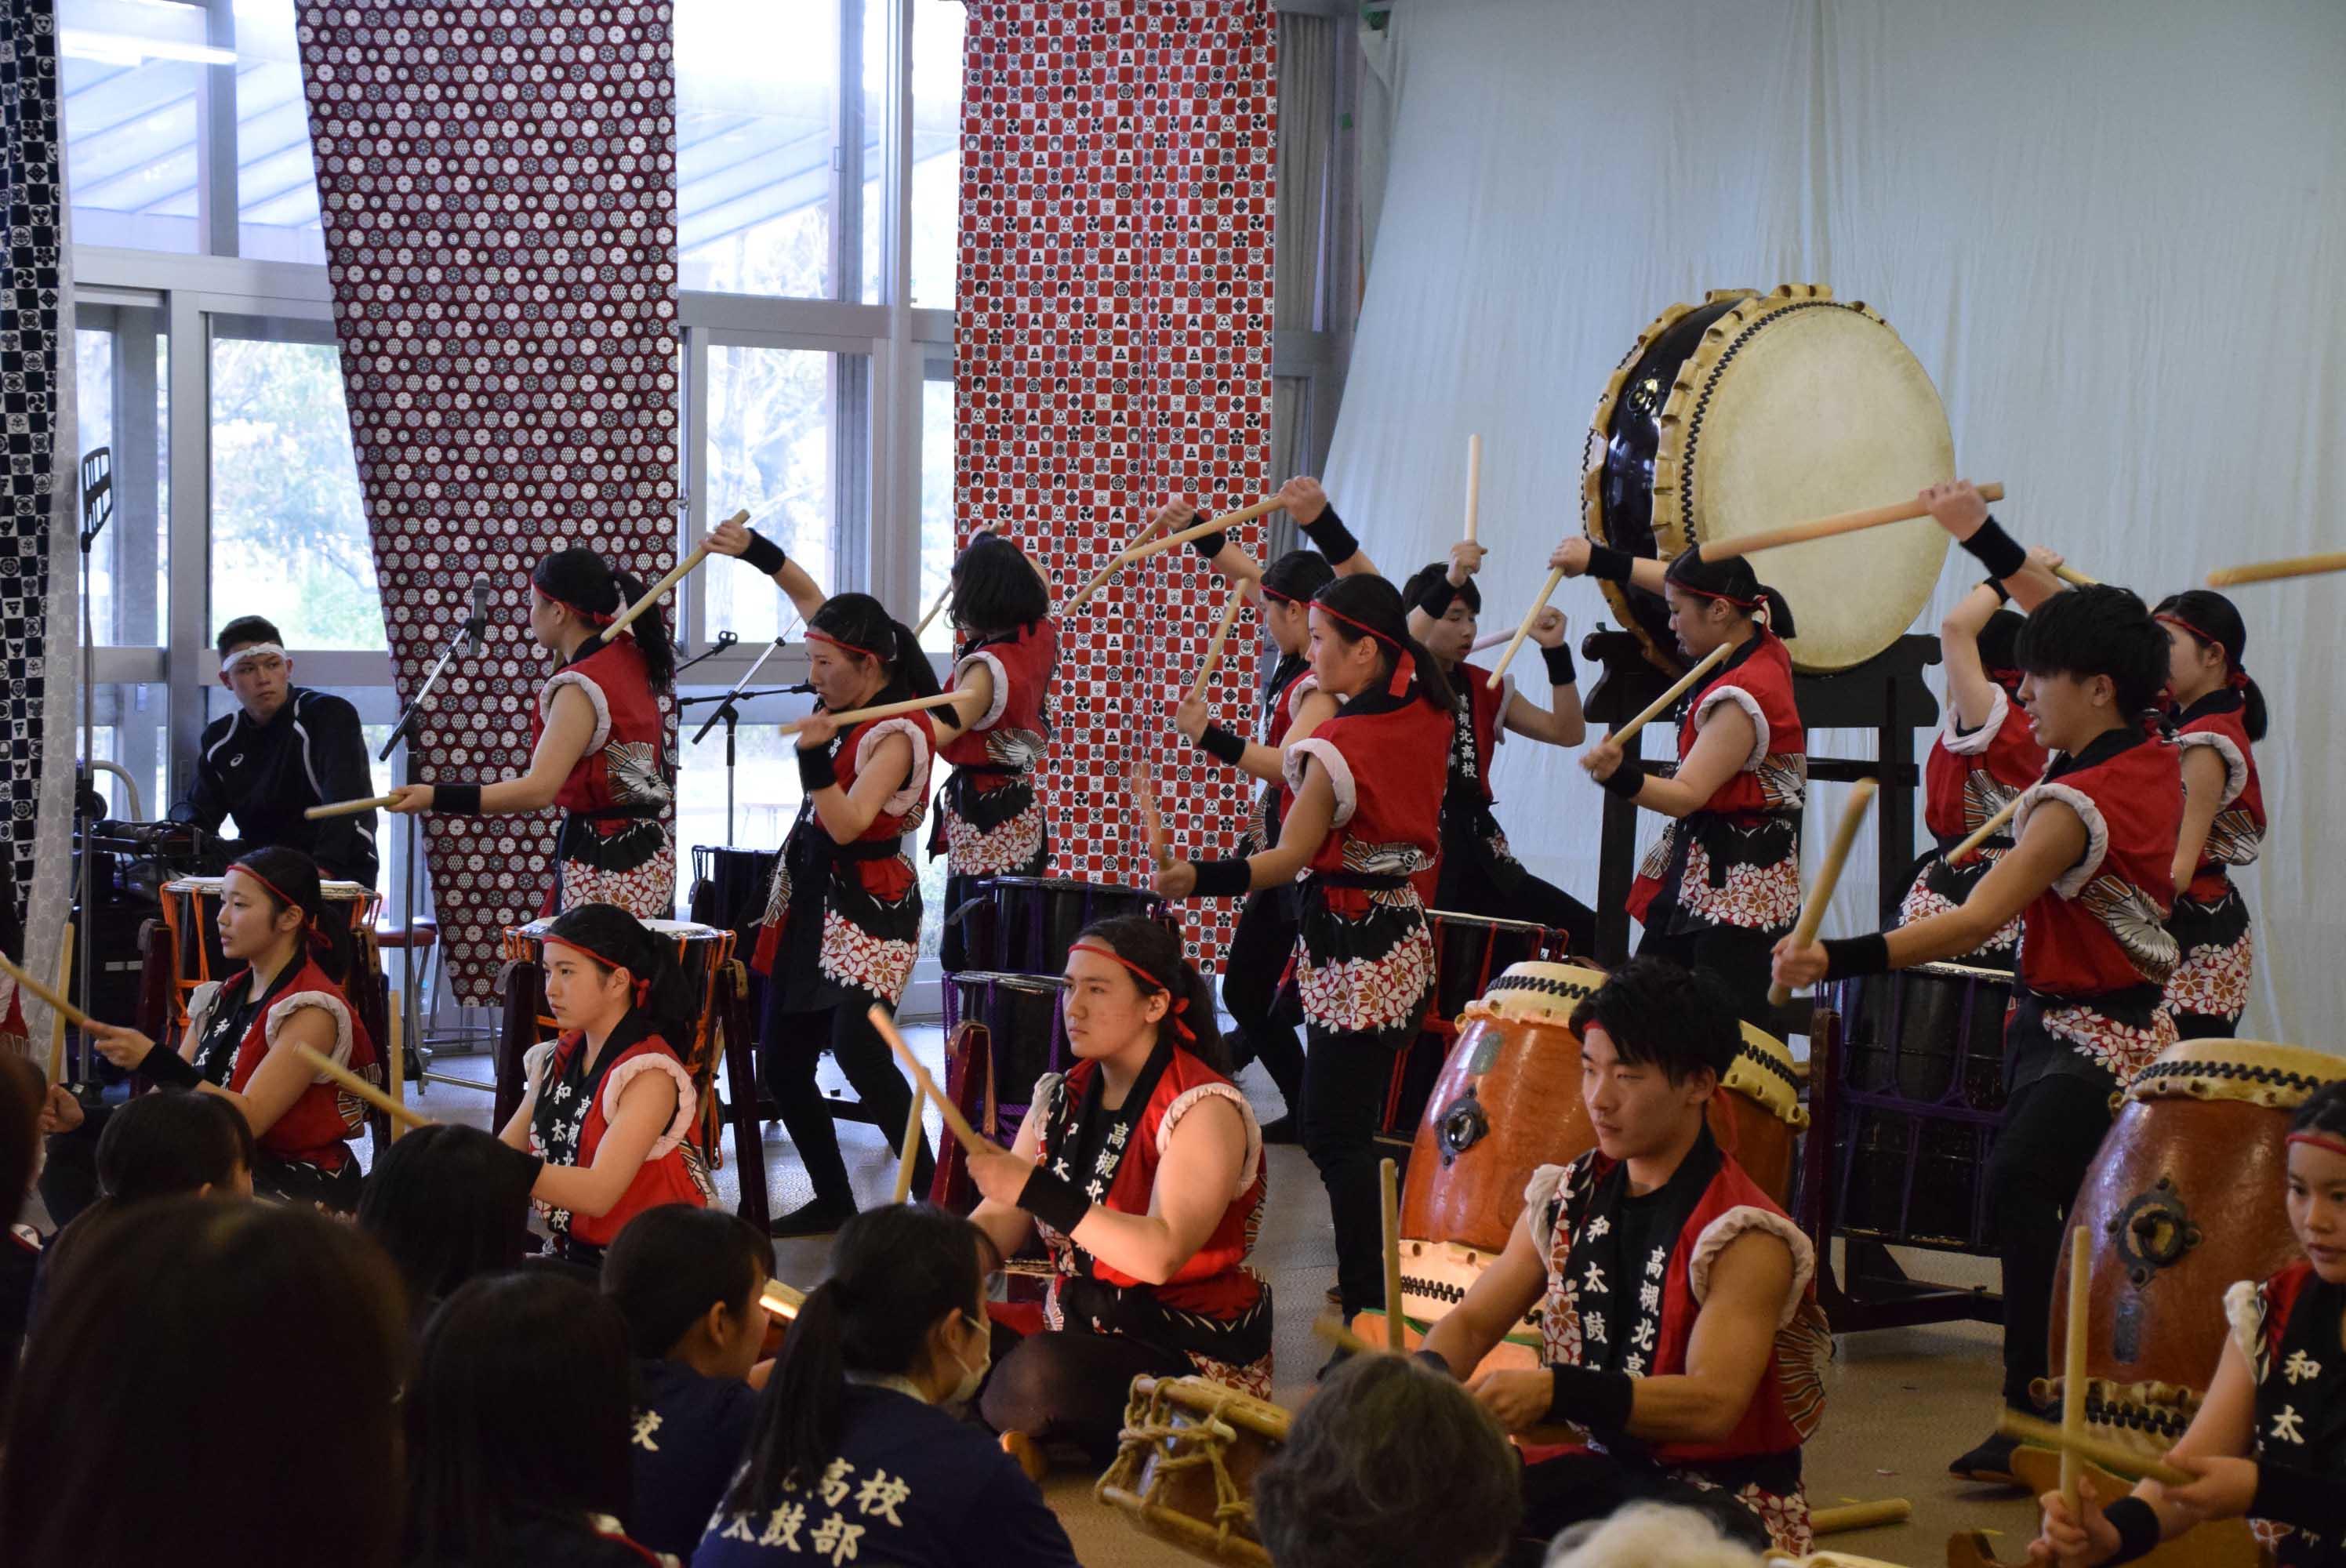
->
[945,970,1070,1142]
[1378,910,1569,1151]
[2047,1040,2346,1459]
[957,875,1170,976]
[1096,1374,1291,1566]
[1826,961,2013,1253]
[154,875,387,1061]
[688,844,777,948]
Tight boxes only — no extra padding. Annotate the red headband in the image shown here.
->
[807,627,885,662]
[536,583,616,627]
[2287,1131,2346,1161]
[1259,584,1298,605]
[1673,580,1763,613]
[1312,601,1418,698]
[1068,940,1195,1043]
[2155,613,2247,688]
[227,864,315,929]
[540,932,652,1007]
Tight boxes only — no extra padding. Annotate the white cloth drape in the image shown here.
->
[1324,0,2346,1044]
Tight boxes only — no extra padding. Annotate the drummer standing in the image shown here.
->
[1773,485,2182,1483]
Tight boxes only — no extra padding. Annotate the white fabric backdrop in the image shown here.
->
[1324,0,2346,1045]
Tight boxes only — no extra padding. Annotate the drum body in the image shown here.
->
[688,844,777,948]
[964,875,1168,975]
[2050,1041,2346,1454]
[944,970,1071,1142]
[1096,1374,1290,1566]
[1379,911,1572,1148]
[1828,962,2012,1252]
[1584,285,1955,673]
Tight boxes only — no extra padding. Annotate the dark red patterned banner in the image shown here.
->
[957,0,1276,966]
[298,4,679,1000]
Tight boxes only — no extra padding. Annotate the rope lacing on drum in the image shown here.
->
[1097,1384,1258,1554]
[1734,1040,1800,1091]
[2082,1390,2192,1441]
[1487,973,1597,1003]
[2129,1058,2330,1099]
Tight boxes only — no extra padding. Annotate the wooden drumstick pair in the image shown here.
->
[1061,495,1286,618]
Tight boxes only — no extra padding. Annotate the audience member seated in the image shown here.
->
[1542,1502,1767,1568]
[695,1203,1079,1568]
[0,1052,43,1403]
[358,1121,541,1321]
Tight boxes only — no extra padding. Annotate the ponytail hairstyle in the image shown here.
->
[2153,589,2267,741]
[532,546,677,692]
[537,902,700,1051]
[947,531,1050,639]
[2016,584,2170,730]
[1259,549,1335,608]
[1309,573,1458,713]
[806,591,942,702]
[601,1203,772,1359]
[1663,547,1798,640]
[1401,561,1482,616]
[1068,913,1229,1074]
[1978,608,2028,694]
[726,1204,997,1514]
[227,844,347,982]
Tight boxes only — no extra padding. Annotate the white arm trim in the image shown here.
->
[1285,671,1321,720]
[600,1051,700,1160]
[1284,737,1357,828]
[950,650,1012,731]
[2014,781,2110,899]
[263,990,355,1075]
[2224,1279,2267,1373]
[541,670,614,755]
[1939,683,2010,757]
[2176,731,2250,808]
[1494,672,1517,748]
[1158,1081,1263,1199]
[1689,1206,1816,1330]
[854,717,933,820]
[187,980,225,1036]
[1693,684,1770,770]
[1523,1162,1571,1260]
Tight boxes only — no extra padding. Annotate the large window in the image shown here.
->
[232,1,327,263]
[75,306,170,647]
[699,343,857,644]
[677,0,843,299]
[59,0,208,253]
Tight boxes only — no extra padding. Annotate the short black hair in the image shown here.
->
[948,531,1050,636]
[215,615,283,655]
[2015,583,2169,721]
[2290,1081,2346,1142]
[97,1091,255,1202]
[356,1123,539,1317]
[1567,956,1741,1086]
[1261,548,1335,605]
[601,1204,772,1359]
[1977,607,2028,676]
[1403,561,1481,615]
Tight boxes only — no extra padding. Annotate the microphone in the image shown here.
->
[713,630,739,652]
[464,575,491,655]
[780,681,817,695]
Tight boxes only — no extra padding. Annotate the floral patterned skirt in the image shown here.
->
[1628,812,1800,938]
[2163,881,2253,1032]
[1295,879,1436,1049]
[1896,845,2021,960]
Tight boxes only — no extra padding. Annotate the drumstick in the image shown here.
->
[1700,483,2008,563]
[1808,1500,1912,1537]
[45,927,74,1083]
[1464,434,1481,544]
[778,688,986,736]
[384,991,407,1142]
[1485,566,1567,689]
[1607,641,1732,750]
[1186,587,1248,704]
[892,1084,926,1203]
[761,1279,806,1322]
[294,1044,435,1131]
[1061,498,1285,616]
[1994,1411,2194,1488]
[1063,507,1180,619]
[1948,793,2024,866]
[1381,1156,1405,1352]
[602,507,750,641]
[2061,1225,2090,1516]
[910,578,953,640]
[1310,1316,1387,1358]
[1768,779,1879,1007]
[1470,626,1513,654]
[2053,564,2097,587]
[306,793,400,821]
[1131,761,1169,873]
[0,949,93,1030]
[869,1005,990,1158]
[2207,550,2346,589]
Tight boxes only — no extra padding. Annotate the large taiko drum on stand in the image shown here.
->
[1362,962,1806,1363]
[2046,1040,2346,1457]
[1096,1375,1291,1566]
[1585,284,1956,673]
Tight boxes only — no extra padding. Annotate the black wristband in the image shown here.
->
[1821,933,1890,980]
[433,783,483,816]
[2101,1497,2162,1568]
[1194,724,1248,766]
[1410,575,1459,619]
[1299,504,1360,567]
[1542,643,1578,687]
[1412,1349,1457,1379]
[1584,542,1636,584]
[1959,517,2029,582]
[1017,1164,1093,1235]
[1546,1365,1636,1432]
[1596,762,1644,800]
[140,1048,202,1089]
[1189,858,1255,898]
[739,528,788,577]
[796,742,837,793]
[1982,575,2011,604]
[1186,529,1229,561]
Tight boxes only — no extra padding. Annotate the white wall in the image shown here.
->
[1327,0,2346,1044]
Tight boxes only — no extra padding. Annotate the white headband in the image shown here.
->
[221,642,288,675]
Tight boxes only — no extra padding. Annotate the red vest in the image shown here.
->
[1680,633,1806,820]
[539,637,670,832]
[191,956,377,1174]
[1923,684,2047,846]
[751,712,932,973]
[1282,690,1450,892]
[942,619,1055,771]
[2173,692,2264,902]
[2012,728,2183,997]
[525,1029,707,1250]
[1459,661,1512,807]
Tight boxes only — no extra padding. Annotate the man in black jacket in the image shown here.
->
[169,615,380,887]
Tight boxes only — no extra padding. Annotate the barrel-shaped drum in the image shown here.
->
[1096,1375,1291,1566]
[958,875,1168,975]
[945,970,1071,1142]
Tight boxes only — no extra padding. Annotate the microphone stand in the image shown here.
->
[672,629,739,681]
[678,635,799,847]
[73,449,114,1080]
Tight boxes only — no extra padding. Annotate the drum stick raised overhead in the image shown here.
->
[869,1005,990,1158]
[1608,641,1732,750]
[1464,434,1482,545]
[779,688,985,736]
[306,793,400,822]
[1059,497,1284,617]
[605,507,749,641]
[1948,793,2023,866]
[910,578,953,640]
[1063,508,1178,619]
[1485,566,1568,690]
[1701,484,2007,563]
[45,928,74,1083]
[1186,587,1248,704]
[1131,761,1169,873]
[0,949,93,1031]
[1768,779,1878,1008]
[1994,1410,2193,1488]
[295,1045,434,1131]
[2207,550,2346,589]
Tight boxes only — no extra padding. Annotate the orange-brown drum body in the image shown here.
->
[2047,1041,2346,1454]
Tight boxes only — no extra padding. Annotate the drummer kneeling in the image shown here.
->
[1417,958,1829,1563]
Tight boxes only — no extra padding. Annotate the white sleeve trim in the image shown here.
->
[263,990,355,1076]
[2014,780,2110,898]
[541,669,614,755]
[950,650,1012,732]
[1285,671,1321,720]
[854,717,933,820]
[2176,731,2250,808]
[1158,1082,1263,1198]
[1939,684,2010,757]
[1494,673,1517,748]
[1689,1206,1816,1330]
[1523,1163,1571,1260]
[601,1051,700,1160]
[1693,684,1770,769]
[1284,736,1357,828]
[187,981,225,1037]
[2223,1279,2266,1373]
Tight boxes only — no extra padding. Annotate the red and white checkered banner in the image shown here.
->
[956,0,1276,967]
[298,4,681,1000]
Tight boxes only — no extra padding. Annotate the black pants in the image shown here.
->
[758,991,933,1209]
[1439,850,1598,958]
[979,1322,1189,1462]
[1512,1451,1773,1566]
[2169,1008,2238,1041]
[1300,1023,1399,1316]
[1222,887,1304,1112]
[1637,924,1780,1027]
[1983,1073,2115,1407]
